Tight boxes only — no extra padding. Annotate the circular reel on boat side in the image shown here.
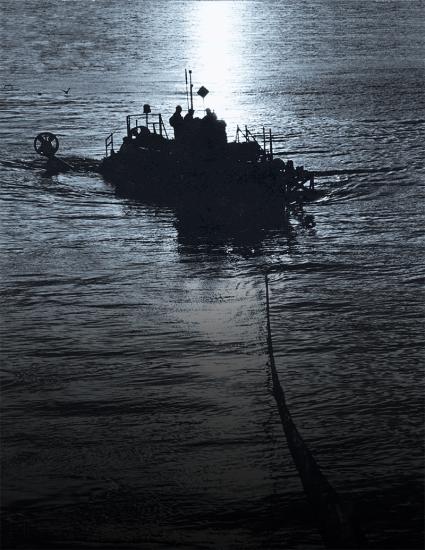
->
[129,127,140,138]
[129,126,151,140]
[34,132,60,157]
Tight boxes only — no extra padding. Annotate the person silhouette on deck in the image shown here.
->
[169,105,184,141]
[182,108,202,147]
[285,160,295,176]
[184,108,195,123]
[202,108,217,125]
[200,108,227,150]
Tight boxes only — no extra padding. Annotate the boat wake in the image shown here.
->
[0,156,101,174]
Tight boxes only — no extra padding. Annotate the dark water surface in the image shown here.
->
[1,1,424,548]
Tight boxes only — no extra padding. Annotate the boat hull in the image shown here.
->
[100,148,315,211]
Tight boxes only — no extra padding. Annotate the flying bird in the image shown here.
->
[62,88,71,95]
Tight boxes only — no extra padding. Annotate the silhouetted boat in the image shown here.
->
[99,74,318,216]
[31,73,319,218]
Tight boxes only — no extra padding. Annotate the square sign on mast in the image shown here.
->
[197,86,209,98]
[197,86,209,110]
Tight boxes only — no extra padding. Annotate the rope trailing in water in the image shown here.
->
[265,274,367,549]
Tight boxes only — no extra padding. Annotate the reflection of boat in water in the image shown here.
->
[173,204,296,256]
[100,72,318,214]
[122,197,313,260]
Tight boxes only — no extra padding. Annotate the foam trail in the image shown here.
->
[313,167,405,176]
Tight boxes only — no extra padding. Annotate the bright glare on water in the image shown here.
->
[0,0,424,548]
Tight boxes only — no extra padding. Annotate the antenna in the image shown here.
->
[185,69,190,111]
[189,70,194,111]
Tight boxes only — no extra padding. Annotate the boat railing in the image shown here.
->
[106,117,278,161]
[105,126,125,157]
[235,125,274,161]
[126,113,168,139]
[104,114,169,157]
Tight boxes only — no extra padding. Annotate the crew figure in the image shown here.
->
[285,160,295,176]
[169,105,184,140]
[204,108,216,121]
[182,108,201,147]
[171,106,227,151]
[200,108,227,149]
[184,108,194,122]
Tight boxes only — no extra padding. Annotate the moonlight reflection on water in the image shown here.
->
[0,0,424,548]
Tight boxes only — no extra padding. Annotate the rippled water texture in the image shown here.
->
[1,0,424,548]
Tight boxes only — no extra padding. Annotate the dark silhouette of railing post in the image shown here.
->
[105,133,114,157]
[269,129,273,160]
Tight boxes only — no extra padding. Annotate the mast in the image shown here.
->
[189,69,194,111]
[185,69,190,111]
